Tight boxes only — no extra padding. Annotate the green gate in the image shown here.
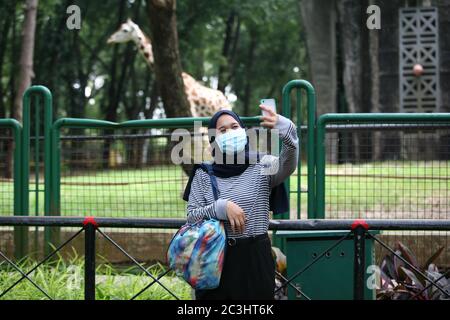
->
[0,119,24,257]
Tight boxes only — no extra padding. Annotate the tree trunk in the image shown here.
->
[147,0,192,175]
[146,0,190,118]
[0,10,12,118]
[337,0,362,162]
[6,0,37,179]
[243,29,257,117]
[299,0,338,163]
[12,0,38,123]
[369,0,381,161]
[101,0,127,169]
[217,10,240,93]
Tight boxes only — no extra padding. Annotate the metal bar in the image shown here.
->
[119,116,261,129]
[34,95,40,254]
[43,86,54,255]
[367,233,449,297]
[409,270,450,300]
[84,223,96,300]
[0,228,84,297]
[323,123,450,132]
[1,216,450,230]
[353,226,366,300]
[0,251,52,300]
[52,116,261,132]
[275,232,351,293]
[130,268,171,300]
[0,119,25,258]
[315,115,326,219]
[5,122,450,142]
[23,86,54,256]
[318,113,450,123]
[296,87,302,219]
[281,80,316,219]
[96,229,179,300]
[275,271,311,300]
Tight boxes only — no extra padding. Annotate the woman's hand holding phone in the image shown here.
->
[259,103,279,129]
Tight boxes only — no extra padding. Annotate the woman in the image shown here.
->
[183,104,299,300]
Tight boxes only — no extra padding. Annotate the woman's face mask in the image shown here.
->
[215,128,247,155]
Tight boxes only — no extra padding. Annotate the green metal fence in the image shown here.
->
[2,82,450,268]
[47,116,267,258]
[315,113,450,266]
[21,86,53,256]
[1,83,308,260]
[281,80,316,219]
[0,119,25,257]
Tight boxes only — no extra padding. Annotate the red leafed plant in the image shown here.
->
[377,242,449,300]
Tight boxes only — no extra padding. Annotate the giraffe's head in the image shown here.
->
[107,18,141,44]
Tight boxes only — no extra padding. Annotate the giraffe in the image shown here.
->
[107,19,234,168]
[107,19,232,119]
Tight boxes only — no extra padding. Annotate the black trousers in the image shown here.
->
[195,233,275,300]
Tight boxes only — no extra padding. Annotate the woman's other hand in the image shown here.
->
[259,104,279,129]
[226,200,247,233]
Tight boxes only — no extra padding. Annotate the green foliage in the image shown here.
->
[0,254,191,300]
[0,0,306,121]
[377,242,449,300]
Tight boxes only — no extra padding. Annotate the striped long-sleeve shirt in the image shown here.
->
[186,115,299,238]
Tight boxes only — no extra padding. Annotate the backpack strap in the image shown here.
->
[203,164,219,201]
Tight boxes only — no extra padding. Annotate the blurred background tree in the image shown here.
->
[0,0,306,123]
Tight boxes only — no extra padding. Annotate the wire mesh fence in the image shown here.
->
[0,129,15,255]
[59,128,186,218]
[2,115,449,271]
[321,123,450,267]
[0,130,14,217]
[54,124,271,263]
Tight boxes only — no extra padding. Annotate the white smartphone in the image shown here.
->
[260,98,277,117]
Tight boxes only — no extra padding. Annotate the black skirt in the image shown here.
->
[195,233,275,300]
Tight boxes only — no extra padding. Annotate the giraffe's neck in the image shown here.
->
[132,27,155,68]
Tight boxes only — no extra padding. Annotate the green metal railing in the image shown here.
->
[281,80,316,219]
[315,113,450,218]
[0,119,24,257]
[47,116,262,251]
[4,81,315,257]
[22,86,53,255]
[51,115,262,214]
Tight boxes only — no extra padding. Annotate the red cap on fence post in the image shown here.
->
[351,219,369,230]
[83,216,98,229]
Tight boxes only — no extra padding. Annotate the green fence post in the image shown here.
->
[0,119,25,258]
[275,80,316,252]
[315,114,328,219]
[281,80,316,219]
[296,89,302,220]
[23,86,53,256]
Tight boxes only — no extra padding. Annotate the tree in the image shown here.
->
[217,9,240,93]
[146,0,191,118]
[13,0,39,123]
[4,0,38,179]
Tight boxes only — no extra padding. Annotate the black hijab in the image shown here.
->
[182,110,289,215]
